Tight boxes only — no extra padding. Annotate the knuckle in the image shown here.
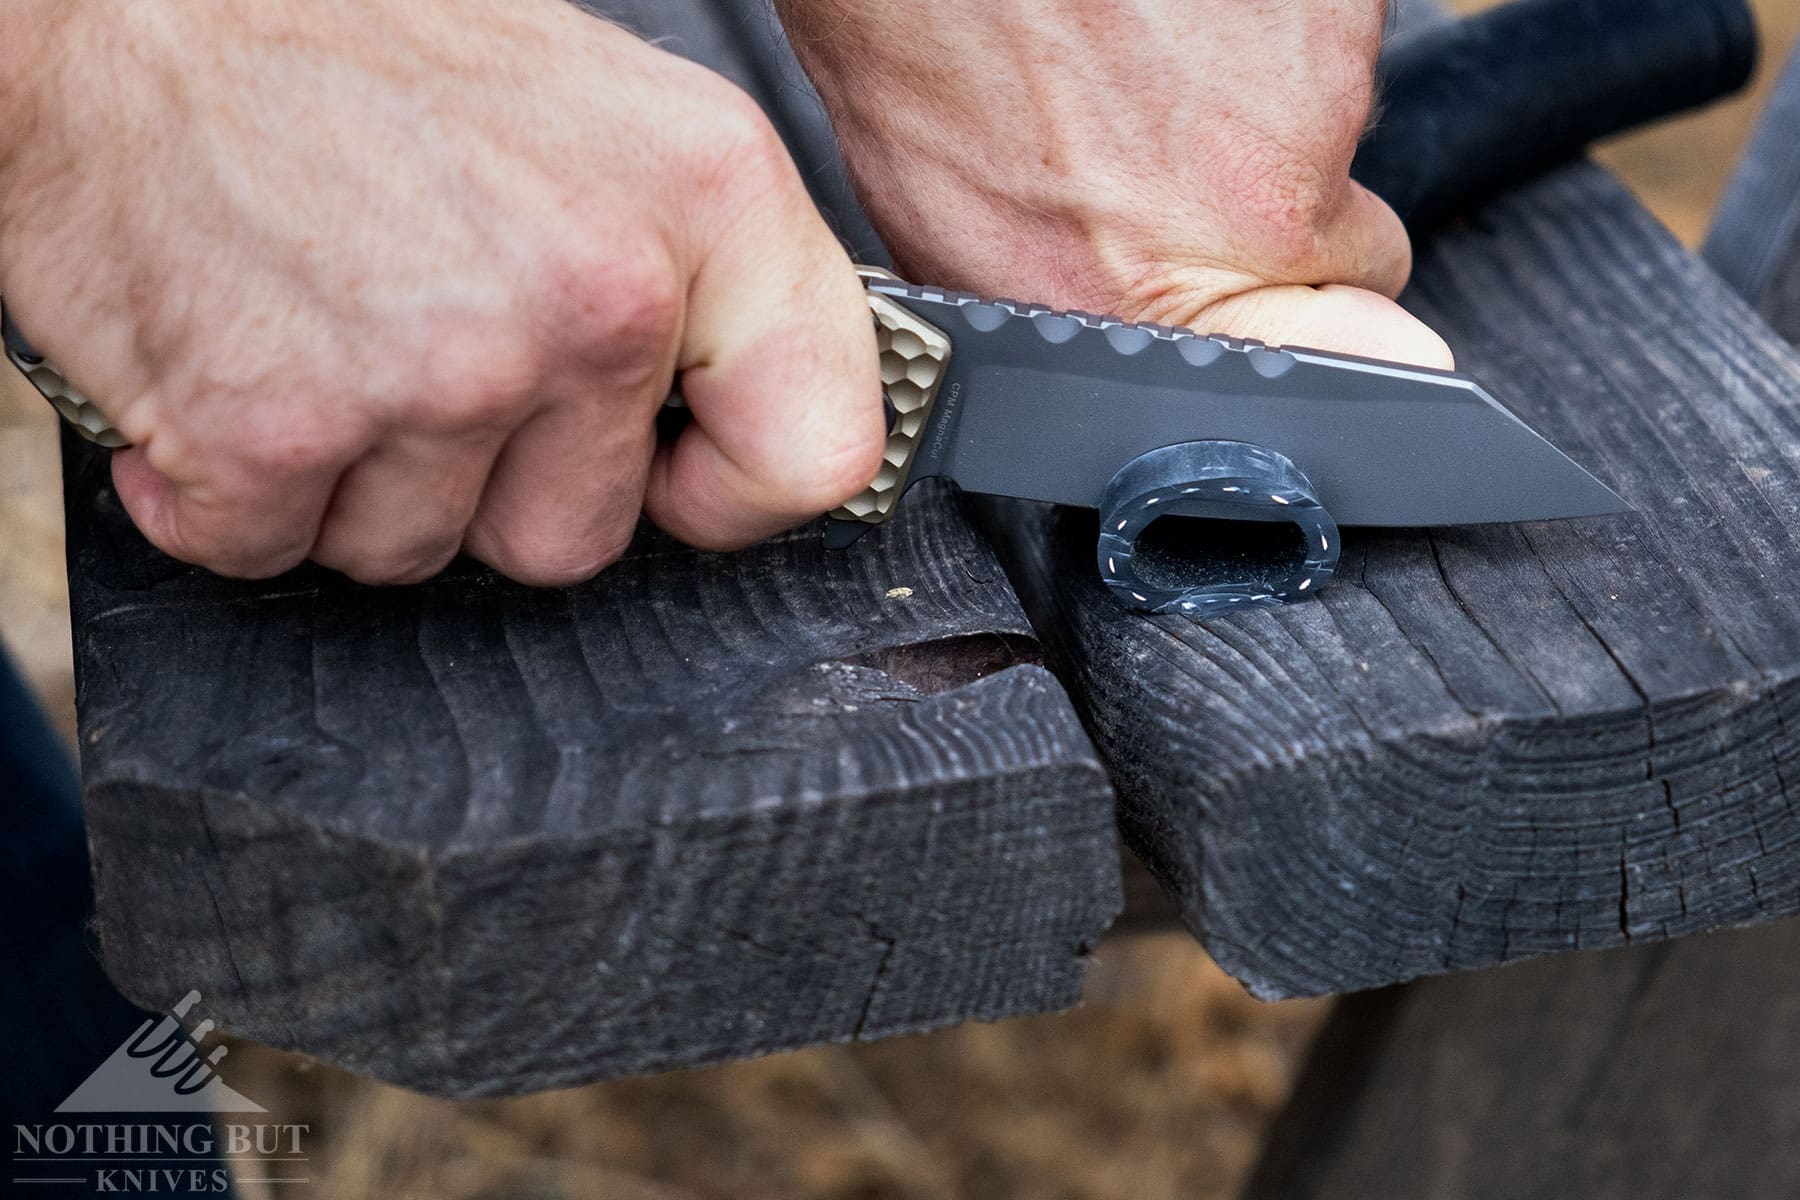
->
[550,238,684,378]
[138,387,349,479]
[442,386,529,432]
[680,81,799,209]
[415,338,539,432]
[478,521,634,589]
[234,427,348,478]
[133,482,306,582]
[125,426,324,578]
[154,516,304,581]
[596,262,684,353]
[332,541,460,588]
[706,84,790,178]
[1215,130,1344,274]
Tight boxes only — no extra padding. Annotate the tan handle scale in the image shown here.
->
[3,324,128,449]
[2,267,949,528]
[829,266,952,531]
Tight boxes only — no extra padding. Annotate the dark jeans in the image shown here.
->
[0,648,153,1109]
[3,650,234,1199]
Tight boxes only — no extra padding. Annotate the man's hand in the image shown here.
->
[775,0,1452,369]
[0,0,883,585]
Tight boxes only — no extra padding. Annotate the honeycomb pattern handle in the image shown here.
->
[1,306,127,448]
[827,267,953,530]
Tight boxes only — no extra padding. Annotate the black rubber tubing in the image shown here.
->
[1353,0,1758,231]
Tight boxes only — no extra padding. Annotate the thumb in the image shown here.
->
[645,182,884,551]
[1186,283,1456,370]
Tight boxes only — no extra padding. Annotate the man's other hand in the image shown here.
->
[777,0,1453,371]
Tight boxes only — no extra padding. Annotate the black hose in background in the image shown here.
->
[1353,0,1759,230]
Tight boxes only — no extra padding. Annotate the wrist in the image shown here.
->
[772,0,1396,320]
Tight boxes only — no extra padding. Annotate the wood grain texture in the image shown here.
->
[988,157,1800,998]
[64,441,1120,1096]
[1243,925,1800,1200]
[1705,41,1800,340]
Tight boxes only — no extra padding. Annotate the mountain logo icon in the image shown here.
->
[56,991,265,1113]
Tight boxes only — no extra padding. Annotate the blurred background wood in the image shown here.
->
[0,369,74,742]
[1707,38,1800,340]
[1245,924,1800,1200]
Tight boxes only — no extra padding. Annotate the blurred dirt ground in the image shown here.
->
[5,3,1800,1197]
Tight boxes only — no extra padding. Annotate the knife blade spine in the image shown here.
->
[869,278,1252,350]
[867,278,1485,391]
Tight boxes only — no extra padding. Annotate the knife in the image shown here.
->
[825,268,1627,613]
[4,268,1628,614]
